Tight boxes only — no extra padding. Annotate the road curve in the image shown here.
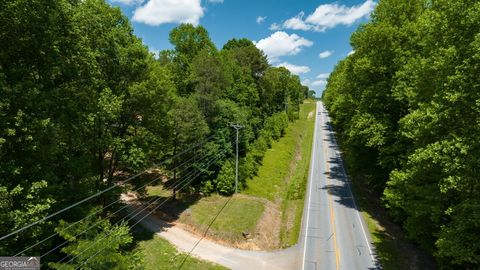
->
[300,101,379,270]
[127,203,301,270]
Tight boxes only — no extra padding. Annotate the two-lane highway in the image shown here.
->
[300,101,379,270]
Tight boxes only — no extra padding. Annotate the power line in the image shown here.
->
[43,151,222,260]
[0,133,216,242]
[55,160,214,267]
[36,151,219,259]
[177,126,242,269]
[55,154,225,269]
[66,156,224,270]
[14,147,215,256]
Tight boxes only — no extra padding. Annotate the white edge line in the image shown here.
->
[341,155,377,264]
[324,107,377,266]
[301,101,319,270]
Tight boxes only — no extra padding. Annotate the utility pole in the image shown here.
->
[230,124,244,193]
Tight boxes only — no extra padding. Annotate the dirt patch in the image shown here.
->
[281,203,297,246]
[307,111,314,119]
[251,197,281,250]
[173,221,263,250]
[121,191,138,202]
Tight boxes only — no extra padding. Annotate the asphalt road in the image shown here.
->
[300,101,379,270]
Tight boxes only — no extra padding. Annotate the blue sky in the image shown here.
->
[108,0,376,95]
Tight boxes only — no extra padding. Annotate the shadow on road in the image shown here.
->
[318,113,436,270]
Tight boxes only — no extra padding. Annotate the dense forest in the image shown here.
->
[322,0,480,269]
[0,0,310,268]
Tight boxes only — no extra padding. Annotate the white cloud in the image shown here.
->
[269,23,281,31]
[276,62,311,75]
[256,16,267,24]
[274,0,376,32]
[283,12,312,31]
[312,80,327,86]
[133,0,204,26]
[255,31,313,62]
[319,50,333,59]
[306,0,376,30]
[348,50,355,56]
[111,0,144,5]
[316,73,330,79]
[303,78,327,87]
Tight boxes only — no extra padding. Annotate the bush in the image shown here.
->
[200,180,215,196]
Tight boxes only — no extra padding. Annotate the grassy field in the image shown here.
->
[178,194,264,244]
[134,227,227,270]
[244,101,316,247]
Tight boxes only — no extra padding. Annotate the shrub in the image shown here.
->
[214,160,236,195]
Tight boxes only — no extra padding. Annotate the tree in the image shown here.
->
[50,214,143,270]
[259,67,303,120]
[168,24,217,96]
[191,49,232,122]
[214,160,235,195]
[0,0,154,259]
[169,96,210,198]
[222,38,269,80]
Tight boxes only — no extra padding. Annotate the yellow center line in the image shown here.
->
[322,112,340,270]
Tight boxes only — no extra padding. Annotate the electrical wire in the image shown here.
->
[38,152,219,259]
[14,149,216,257]
[0,133,216,242]
[55,154,224,269]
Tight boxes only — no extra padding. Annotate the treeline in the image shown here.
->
[0,0,308,267]
[322,0,480,268]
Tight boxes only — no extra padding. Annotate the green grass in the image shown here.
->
[244,102,315,201]
[179,194,264,243]
[146,185,171,197]
[245,101,316,247]
[134,228,227,270]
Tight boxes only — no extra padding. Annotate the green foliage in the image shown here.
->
[214,160,236,195]
[200,180,215,196]
[0,0,307,265]
[323,0,480,268]
[50,214,143,270]
[168,24,217,96]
